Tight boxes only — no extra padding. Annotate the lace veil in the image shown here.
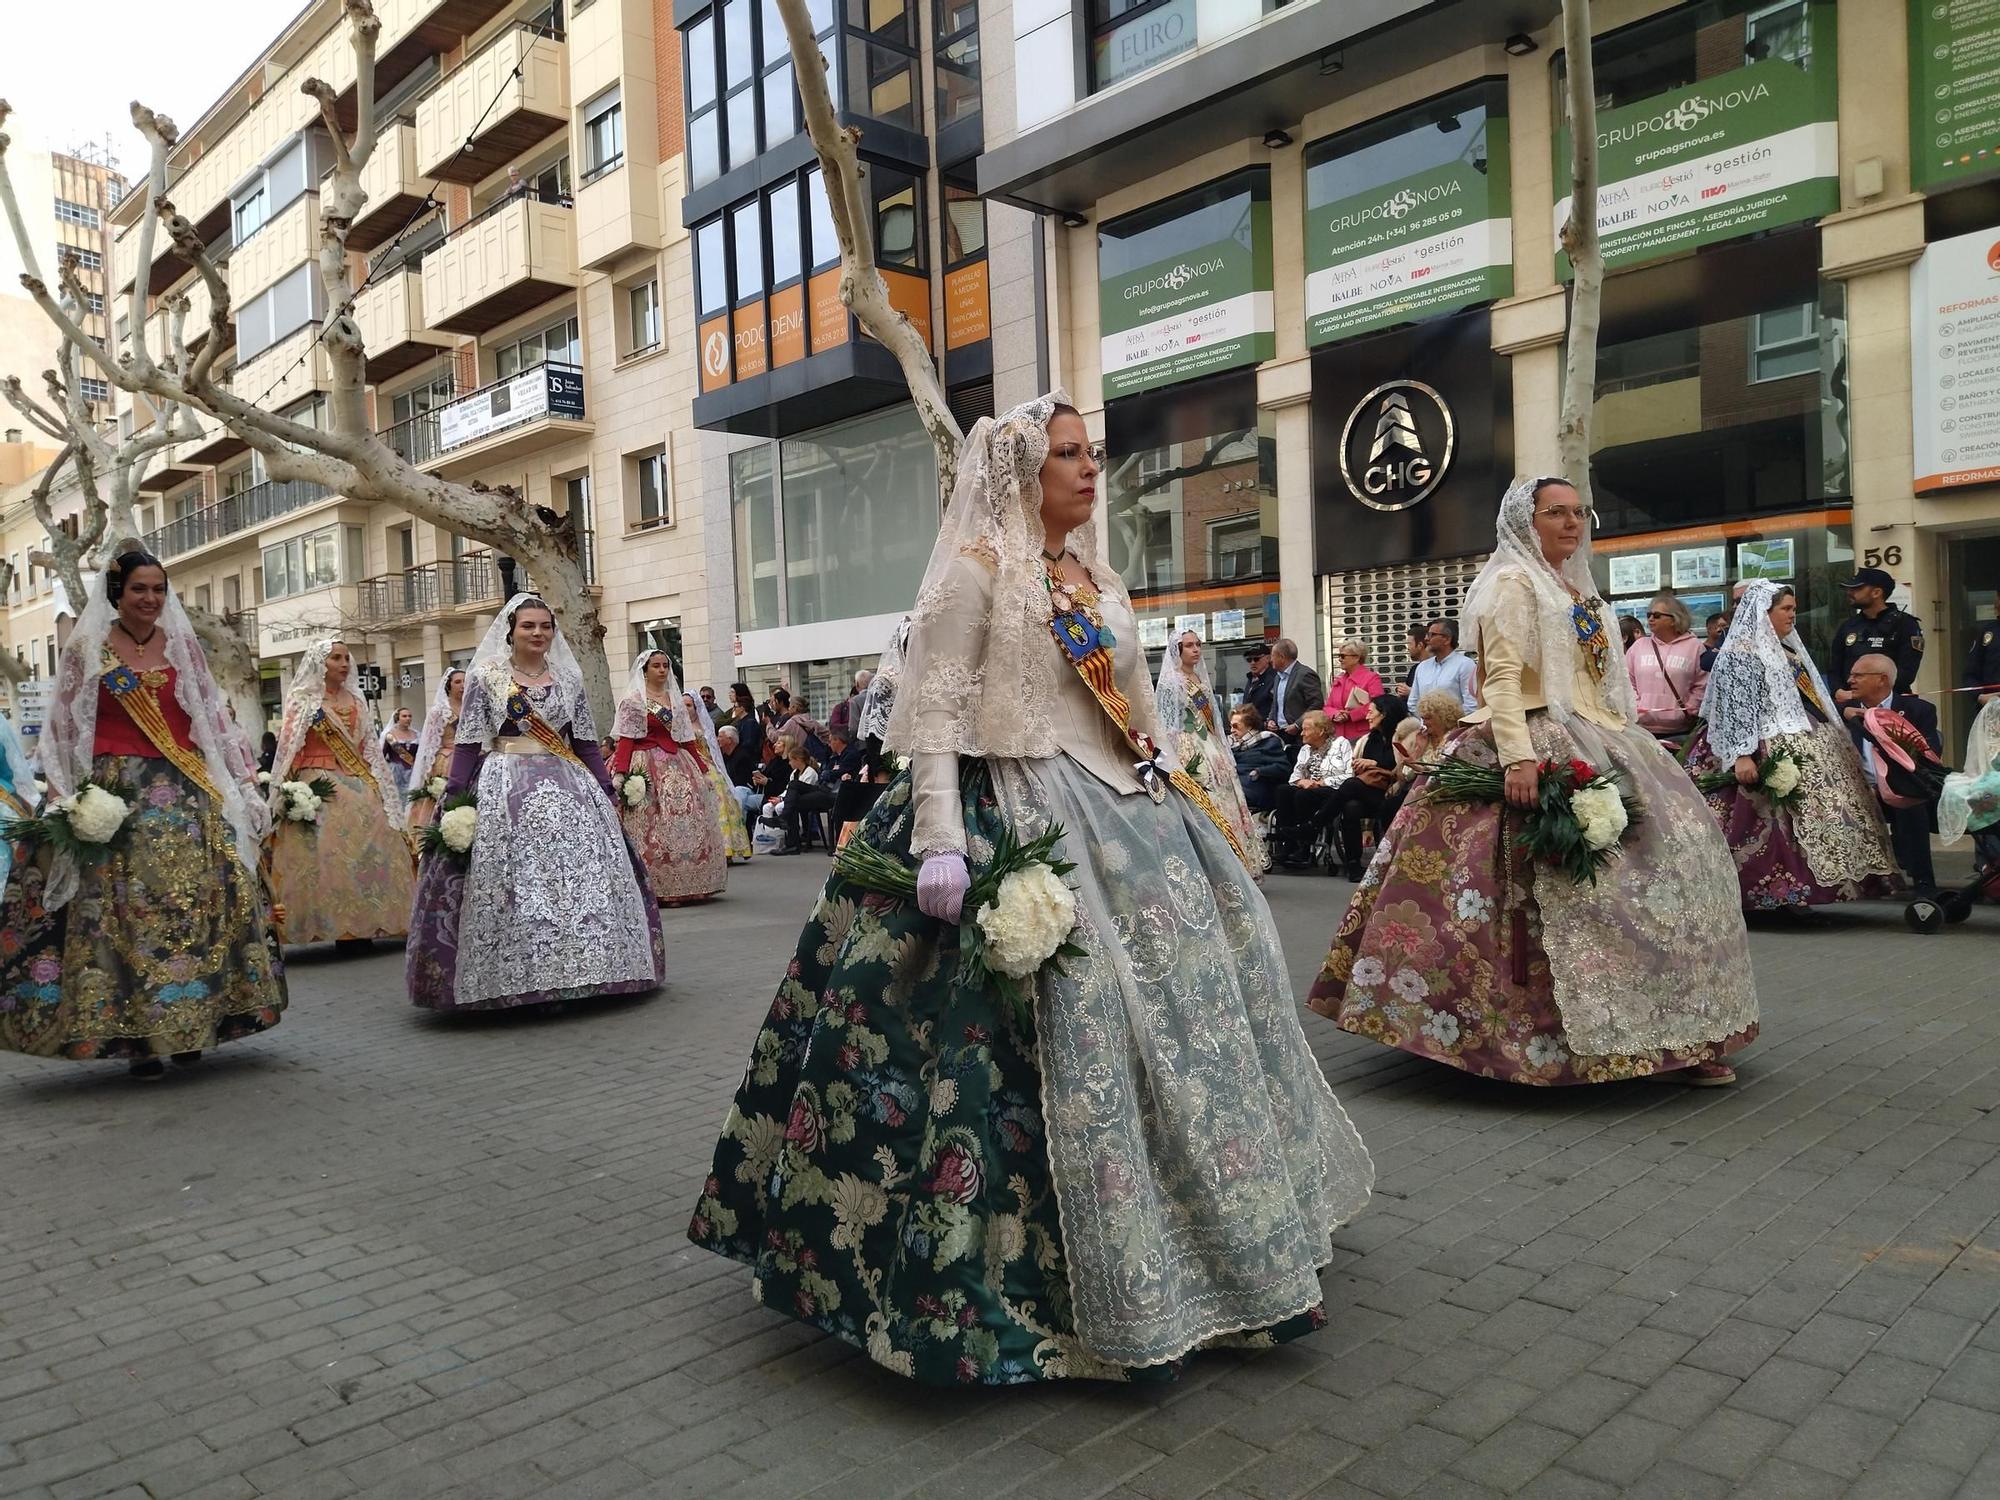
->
[855,617,911,743]
[1460,476,1637,728]
[1940,697,2000,843]
[612,650,699,742]
[1155,630,1222,739]
[43,560,268,909]
[459,594,596,747]
[684,689,728,771]
[411,666,467,785]
[880,390,1165,760]
[269,640,406,829]
[1697,580,1833,762]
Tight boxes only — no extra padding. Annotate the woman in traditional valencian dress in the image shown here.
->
[0,551,285,1076]
[686,689,753,863]
[266,640,417,949]
[406,595,663,1011]
[689,394,1372,1385]
[1941,697,2000,860]
[1684,581,1900,910]
[1308,477,1759,1086]
[0,712,40,890]
[381,707,420,795]
[608,651,727,905]
[1155,628,1264,872]
[406,669,465,831]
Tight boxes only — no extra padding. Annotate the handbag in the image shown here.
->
[1637,639,1695,734]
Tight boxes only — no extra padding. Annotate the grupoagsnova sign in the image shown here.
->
[1910,0,2000,191]
[1099,199,1274,400]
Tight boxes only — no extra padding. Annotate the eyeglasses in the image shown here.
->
[1052,443,1107,465]
[1646,611,1675,620]
[1535,505,1591,523]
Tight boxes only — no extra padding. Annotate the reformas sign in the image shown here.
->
[1098,169,1275,401]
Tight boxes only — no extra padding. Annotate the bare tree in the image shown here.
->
[0,1,613,721]
[1556,0,1603,507]
[773,0,964,497]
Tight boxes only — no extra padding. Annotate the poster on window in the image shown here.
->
[1736,538,1795,580]
[1211,609,1247,642]
[1138,616,1171,649]
[1552,6,1839,277]
[1671,545,1727,589]
[1910,224,2000,494]
[1173,613,1206,641]
[1607,552,1661,595]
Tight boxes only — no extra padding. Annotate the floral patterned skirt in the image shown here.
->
[690,760,1371,1385]
[706,763,753,860]
[1308,717,1759,1086]
[269,768,417,944]
[1683,722,1901,910]
[0,755,287,1061]
[621,744,727,903]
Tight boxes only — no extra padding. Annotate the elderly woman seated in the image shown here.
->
[1379,689,1467,827]
[1271,710,1354,868]
[1229,704,1291,813]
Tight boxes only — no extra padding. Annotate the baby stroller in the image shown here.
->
[1905,857,2000,933]
[1901,700,2000,934]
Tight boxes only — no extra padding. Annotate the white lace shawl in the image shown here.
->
[1155,631,1226,744]
[268,639,407,830]
[43,566,269,908]
[1460,475,1637,728]
[458,594,598,748]
[1940,698,2000,844]
[855,617,910,743]
[611,651,698,743]
[411,668,466,786]
[879,390,1166,762]
[1697,580,1835,762]
[685,690,727,771]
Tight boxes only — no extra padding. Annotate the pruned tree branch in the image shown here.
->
[1557,0,1602,509]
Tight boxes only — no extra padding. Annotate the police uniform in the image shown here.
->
[1967,615,2000,696]
[1829,603,1925,695]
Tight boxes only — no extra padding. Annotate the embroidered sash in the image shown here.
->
[1787,650,1828,720]
[1568,599,1611,683]
[310,704,379,788]
[1044,583,1249,864]
[100,655,219,797]
[653,703,710,767]
[505,686,583,766]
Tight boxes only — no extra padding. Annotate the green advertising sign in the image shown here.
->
[1099,197,1274,400]
[1911,0,2000,190]
[1554,14,1840,276]
[1305,119,1512,347]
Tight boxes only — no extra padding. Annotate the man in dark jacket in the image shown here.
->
[1845,653,1942,894]
[1267,638,1325,749]
[1242,643,1275,721]
[1828,567,1926,697]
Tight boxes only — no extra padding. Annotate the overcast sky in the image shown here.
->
[7,2,291,176]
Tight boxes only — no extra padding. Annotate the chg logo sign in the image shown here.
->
[1338,379,1455,511]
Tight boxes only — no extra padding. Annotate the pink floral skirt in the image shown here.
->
[621,743,727,904]
[1308,716,1758,1086]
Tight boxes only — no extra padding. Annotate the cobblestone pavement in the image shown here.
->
[3,847,1999,1500]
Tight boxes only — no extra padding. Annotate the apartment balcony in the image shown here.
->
[419,192,577,334]
[353,550,507,627]
[231,324,333,412]
[180,404,252,468]
[135,434,208,495]
[415,21,569,186]
[140,476,334,562]
[352,270,454,380]
[346,119,432,253]
[229,195,321,309]
[380,360,589,477]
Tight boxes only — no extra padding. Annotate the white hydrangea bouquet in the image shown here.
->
[417,790,479,869]
[12,777,136,859]
[1694,747,1805,814]
[835,822,1085,1027]
[614,768,649,809]
[1430,752,1641,886]
[405,774,448,807]
[277,775,337,825]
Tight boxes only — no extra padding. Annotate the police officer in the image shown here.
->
[1967,588,2000,702]
[1828,566,1925,702]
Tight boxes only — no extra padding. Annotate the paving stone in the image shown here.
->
[1778,1312,1886,1373]
[1679,1317,1790,1378]
[1448,1420,1576,1493]
[1770,1401,1899,1479]
[1726,1356,1842,1424]
[1556,1412,1677,1487]
[1527,1373,1641,1438]
[1827,1353,1942,1421]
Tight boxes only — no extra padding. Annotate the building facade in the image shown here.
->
[0,144,125,434]
[58,0,721,728]
[975,0,2000,751]
[672,0,1053,709]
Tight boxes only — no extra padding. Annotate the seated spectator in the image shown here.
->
[718,724,763,821]
[1324,695,1410,880]
[1271,710,1353,869]
[773,742,836,855]
[1381,689,1463,826]
[821,727,881,845]
[1845,652,1943,894]
[1230,705,1290,813]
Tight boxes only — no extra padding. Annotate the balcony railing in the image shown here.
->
[415,21,570,184]
[354,551,510,627]
[141,477,333,561]
[377,360,584,466]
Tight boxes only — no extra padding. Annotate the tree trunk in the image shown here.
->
[186,606,264,729]
[1557,0,1603,509]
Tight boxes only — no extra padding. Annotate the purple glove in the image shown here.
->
[915,851,969,924]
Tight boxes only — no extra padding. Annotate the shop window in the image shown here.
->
[779,405,937,626]
[581,87,624,182]
[1561,0,1827,122]
[1090,0,1195,93]
[1750,303,1818,382]
[731,444,781,631]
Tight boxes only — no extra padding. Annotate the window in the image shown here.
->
[723,0,759,171]
[495,314,580,378]
[943,183,984,264]
[232,183,269,243]
[935,0,981,129]
[683,0,827,188]
[223,575,241,614]
[582,87,624,181]
[696,219,729,317]
[1090,0,1196,92]
[631,448,671,528]
[872,169,920,268]
[732,200,764,300]
[236,263,325,361]
[627,277,661,352]
[730,445,779,631]
[779,404,938,626]
[84,293,104,316]
[563,473,596,582]
[259,523,359,600]
[758,0,797,147]
[72,248,102,272]
[686,14,722,186]
[1751,303,1819,382]
[194,584,212,612]
[54,198,99,228]
[806,168,839,272]
[45,637,56,678]
[846,0,917,127]
[1209,516,1264,581]
[769,181,802,286]
[79,376,110,404]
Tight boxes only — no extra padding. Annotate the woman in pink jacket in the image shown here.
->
[1323,639,1384,743]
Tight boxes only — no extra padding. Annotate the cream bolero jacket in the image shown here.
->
[1457,574,1629,768]
[908,553,1152,856]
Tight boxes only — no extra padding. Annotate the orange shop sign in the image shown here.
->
[699,316,731,392]
[733,299,769,380]
[944,260,990,349]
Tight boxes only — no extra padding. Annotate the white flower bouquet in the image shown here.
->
[1694,747,1805,814]
[278,775,337,825]
[405,774,449,806]
[1428,753,1641,886]
[417,791,479,869]
[616,769,649,809]
[834,822,1084,1028]
[12,777,137,859]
